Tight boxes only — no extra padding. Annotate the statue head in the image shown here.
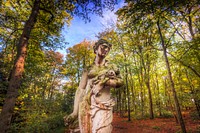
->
[93,39,112,54]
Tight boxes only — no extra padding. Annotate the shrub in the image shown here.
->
[189,110,200,120]
[9,111,66,133]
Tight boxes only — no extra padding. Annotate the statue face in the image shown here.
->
[96,43,110,57]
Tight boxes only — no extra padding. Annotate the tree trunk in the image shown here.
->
[137,59,144,117]
[167,88,178,123]
[125,66,131,121]
[138,74,144,117]
[146,79,154,119]
[187,7,195,39]
[118,88,122,117]
[145,58,154,119]
[185,69,200,117]
[122,85,127,116]
[0,1,40,132]
[155,71,162,116]
[139,46,154,119]
[164,77,171,113]
[157,20,186,133]
[129,69,135,113]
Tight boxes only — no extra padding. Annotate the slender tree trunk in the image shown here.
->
[125,66,131,121]
[131,86,135,112]
[129,69,135,112]
[139,47,154,119]
[118,88,122,117]
[138,75,144,117]
[145,60,154,119]
[42,77,48,99]
[157,20,186,133]
[188,7,195,39]
[147,58,154,119]
[48,78,55,99]
[185,69,200,117]
[0,1,40,132]
[134,55,144,117]
[167,89,178,123]
[146,78,154,119]
[164,78,170,110]
[120,42,131,120]
[123,85,127,116]
[155,71,162,116]
[137,60,144,117]
[178,69,183,109]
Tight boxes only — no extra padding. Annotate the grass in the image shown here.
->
[152,126,160,131]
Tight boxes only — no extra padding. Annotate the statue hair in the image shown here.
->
[93,39,112,54]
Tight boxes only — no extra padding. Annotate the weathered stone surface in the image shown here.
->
[65,39,123,133]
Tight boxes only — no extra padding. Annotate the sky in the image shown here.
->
[61,1,125,52]
[0,1,126,57]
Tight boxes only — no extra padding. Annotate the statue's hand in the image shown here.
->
[106,70,117,79]
[64,113,78,126]
[105,78,118,87]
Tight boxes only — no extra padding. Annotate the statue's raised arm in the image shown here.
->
[64,69,88,128]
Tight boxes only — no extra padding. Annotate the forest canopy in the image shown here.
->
[0,0,199,133]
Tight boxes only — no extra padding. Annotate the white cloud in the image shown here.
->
[61,0,126,52]
[99,10,117,29]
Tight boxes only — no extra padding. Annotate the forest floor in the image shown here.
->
[112,111,200,133]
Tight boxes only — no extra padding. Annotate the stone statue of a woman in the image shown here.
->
[64,39,123,133]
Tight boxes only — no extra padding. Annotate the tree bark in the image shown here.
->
[185,69,200,117]
[122,85,127,116]
[138,70,144,117]
[118,88,122,117]
[146,78,154,119]
[121,42,131,121]
[145,58,154,119]
[129,69,135,113]
[139,46,154,119]
[0,1,40,132]
[125,65,131,121]
[157,20,186,133]
[136,53,145,117]
[187,6,195,39]
[155,71,162,116]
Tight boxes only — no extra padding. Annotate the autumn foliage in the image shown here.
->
[0,0,199,133]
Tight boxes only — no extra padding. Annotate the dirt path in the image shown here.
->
[112,112,200,133]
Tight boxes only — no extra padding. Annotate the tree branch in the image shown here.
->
[167,52,200,78]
